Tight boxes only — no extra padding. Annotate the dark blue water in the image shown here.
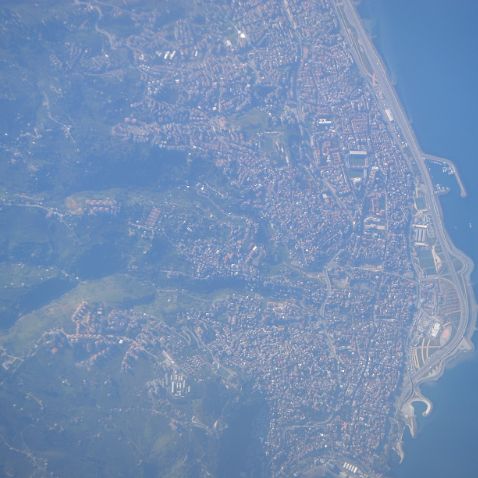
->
[358,1,478,477]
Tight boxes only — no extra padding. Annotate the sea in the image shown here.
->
[358,1,478,477]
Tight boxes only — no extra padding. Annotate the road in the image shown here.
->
[334,0,477,400]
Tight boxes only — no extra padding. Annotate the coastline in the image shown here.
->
[336,0,478,467]
[399,334,475,454]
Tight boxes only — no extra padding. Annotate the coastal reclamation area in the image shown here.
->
[337,0,478,471]
[355,1,478,476]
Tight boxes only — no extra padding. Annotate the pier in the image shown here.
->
[425,154,467,198]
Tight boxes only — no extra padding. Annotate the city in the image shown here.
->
[0,0,475,477]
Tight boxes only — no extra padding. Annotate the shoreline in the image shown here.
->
[402,336,474,430]
[396,334,475,465]
[337,0,478,469]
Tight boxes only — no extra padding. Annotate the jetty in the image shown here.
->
[425,154,467,198]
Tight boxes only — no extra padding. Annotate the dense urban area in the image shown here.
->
[0,0,475,477]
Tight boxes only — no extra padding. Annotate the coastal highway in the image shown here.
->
[333,0,477,396]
